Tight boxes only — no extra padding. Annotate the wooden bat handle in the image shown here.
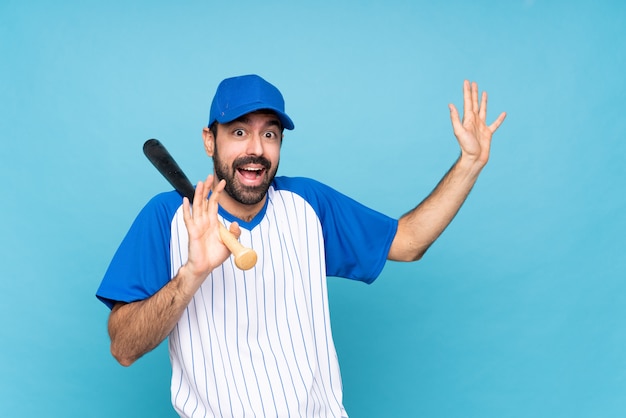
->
[143,138,257,271]
[218,224,257,271]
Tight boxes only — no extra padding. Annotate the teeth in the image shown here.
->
[241,167,262,172]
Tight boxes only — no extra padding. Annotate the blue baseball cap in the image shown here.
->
[208,74,295,130]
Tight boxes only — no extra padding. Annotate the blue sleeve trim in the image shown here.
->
[273,177,398,283]
[96,191,183,309]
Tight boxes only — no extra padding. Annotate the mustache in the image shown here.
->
[233,156,271,170]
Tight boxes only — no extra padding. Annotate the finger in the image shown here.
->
[229,221,242,239]
[489,111,507,133]
[208,177,225,204]
[214,177,225,194]
[207,177,225,217]
[462,80,471,121]
[192,180,204,213]
[182,196,191,223]
[201,175,212,205]
[448,104,463,133]
[479,91,488,120]
[471,82,479,114]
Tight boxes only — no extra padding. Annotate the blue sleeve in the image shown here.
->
[274,177,398,283]
[96,191,183,309]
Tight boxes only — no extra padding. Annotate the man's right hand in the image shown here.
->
[180,175,238,292]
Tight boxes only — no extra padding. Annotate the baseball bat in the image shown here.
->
[143,138,258,271]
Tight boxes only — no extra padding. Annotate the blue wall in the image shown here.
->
[1,0,625,416]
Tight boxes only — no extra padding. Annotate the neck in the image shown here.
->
[216,189,266,223]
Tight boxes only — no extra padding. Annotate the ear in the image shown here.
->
[202,127,215,157]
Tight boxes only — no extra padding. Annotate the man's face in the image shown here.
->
[206,111,282,206]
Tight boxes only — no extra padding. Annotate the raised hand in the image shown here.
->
[182,175,240,280]
[448,80,506,167]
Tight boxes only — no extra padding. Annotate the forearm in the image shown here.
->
[388,80,505,261]
[389,155,484,261]
[108,265,203,366]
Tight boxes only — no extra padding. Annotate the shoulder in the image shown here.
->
[272,176,335,198]
[146,189,185,206]
[135,190,185,223]
[269,176,340,220]
[145,189,184,209]
[271,176,367,217]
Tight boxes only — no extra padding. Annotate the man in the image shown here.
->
[97,74,506,417]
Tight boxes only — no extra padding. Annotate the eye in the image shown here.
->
[233,129,245,137]
[264,131,278,140]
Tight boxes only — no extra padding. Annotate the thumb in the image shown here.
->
[228,221,242,240]
[449,103,463,135]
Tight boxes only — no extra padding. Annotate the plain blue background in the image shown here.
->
[1,0,625,417]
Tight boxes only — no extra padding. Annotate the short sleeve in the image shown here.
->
[96,191,183,309]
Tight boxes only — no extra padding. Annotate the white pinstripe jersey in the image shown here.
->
[97,176,397,418]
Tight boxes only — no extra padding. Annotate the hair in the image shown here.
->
[208,121,218,139]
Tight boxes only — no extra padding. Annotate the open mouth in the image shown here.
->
[237,166,266,184]
[232,155,271,187]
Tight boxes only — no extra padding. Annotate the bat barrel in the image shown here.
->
[143,139,196,202]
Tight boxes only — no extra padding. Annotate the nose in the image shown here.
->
[245,133,264,156]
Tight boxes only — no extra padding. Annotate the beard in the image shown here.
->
[213,150,278,206]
